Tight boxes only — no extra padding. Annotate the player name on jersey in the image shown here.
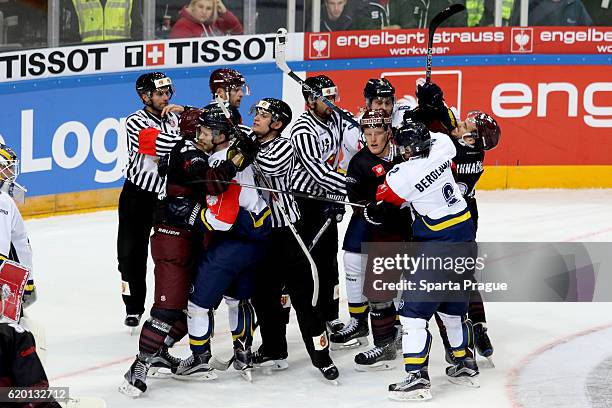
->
[414,160,452,192]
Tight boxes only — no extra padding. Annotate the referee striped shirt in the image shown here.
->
[124,109,182,193]
[290,110,347,196]
[255,136,300,228]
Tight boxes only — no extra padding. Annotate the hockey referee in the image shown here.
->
[290,75,349,335]
[118,72,185,328]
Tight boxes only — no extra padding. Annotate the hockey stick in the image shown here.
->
[192,178,366,208]
[275,28,360,129]
[308,218,332,252]
[425,4,466,83]
[214,97,321,306]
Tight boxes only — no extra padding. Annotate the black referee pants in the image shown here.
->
[295,197,340,323]
[117,179,158,316]
[252,225,332,367]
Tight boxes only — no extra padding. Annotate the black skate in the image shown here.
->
[473,323,494,366]
[124,314,142,335]
[329,317,369,350]
[388,368,432,401]
[252,346,289,372]
[446,357,480,388]
[233,348,254,382]
[354,342,397,372]
[326,319,345,335]
[149,345,181,378]
[318,363,340,385]
[118,356,150,398]
[172,351,217,381]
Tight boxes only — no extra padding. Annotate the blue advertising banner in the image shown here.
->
[0,64,282,197]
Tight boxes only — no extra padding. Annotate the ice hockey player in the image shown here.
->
[249,97,339,381]
[405,82,501,362]
[290,75,348,336]
[209,68,248,122]
[119,108,254,397]
[119,72,186,329]
[336,110,413,368]
[0,144,59,407]
[333,77,414,349]
[371,121,479,401]
[173,104,268,382]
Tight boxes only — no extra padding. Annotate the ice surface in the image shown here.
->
[24,189,612,407]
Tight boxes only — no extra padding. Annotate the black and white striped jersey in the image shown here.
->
[290,110,347,196]
[255,136,301,228]
[124,109,182,193]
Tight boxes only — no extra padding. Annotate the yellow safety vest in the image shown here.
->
[72,0,133,42]
[467,0,513,26]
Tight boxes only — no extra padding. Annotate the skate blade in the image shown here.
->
[448,375,480,388]
[355,361,395,372]
[118,381,144,398]
[388,389,432,401]
[60,397,108,408]
[128,327,137,336]
[330,337,368,351]
[148,367,173,379]
[172,370,218,381]
[483,355,495,368]
[256,360,289,374]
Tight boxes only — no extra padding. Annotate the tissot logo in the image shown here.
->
[124,43,166,67]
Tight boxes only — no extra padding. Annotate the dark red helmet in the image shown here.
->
[179,109,202,140]
[465,111,501,151]
[209,68,247,96]
[360,109,392,130]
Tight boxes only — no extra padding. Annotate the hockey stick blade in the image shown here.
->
[274,28,360,128]
[426,4,466,83]
[209,355,235,371]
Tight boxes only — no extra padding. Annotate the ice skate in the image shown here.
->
[317,363,340,385]
[330,317,369,350]
[124,314,142,335]
[172,351,217,381]
[326,319,345,335]
[473,323,494,366]
[252,346,289,373]
[354,342,397,372]
[388,368,432,401]
[446,357,480,388]
[149,345,181,378]
[118,356,150,398]
[233,348,254,382]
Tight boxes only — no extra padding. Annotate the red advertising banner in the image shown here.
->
[310,66,612,166]
[305,27,612,60]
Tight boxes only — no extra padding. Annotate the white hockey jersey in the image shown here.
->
[383,132,467,220]
[204,147,268,231]
[0,192,33,277]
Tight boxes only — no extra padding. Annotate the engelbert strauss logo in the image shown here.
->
[309,33,330,59]
[511,27,533,53]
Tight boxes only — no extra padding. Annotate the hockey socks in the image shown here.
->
[370,301,397,347]
[187,301,214,355]
[226,297,256,351]
[399,316,432,372]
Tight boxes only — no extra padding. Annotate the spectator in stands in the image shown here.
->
[582,0,611,25]
[321,0,379,31]
[398,0,468,28]
[0,0,47,49]
[155,0,186,38]
[62,0,143,43]
[509,0,592,25]
[169,0,243,38]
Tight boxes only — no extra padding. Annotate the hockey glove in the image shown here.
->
[228,130,258,171]
[416,82,445,111]
[363,201,392,226]
[324,193,346,223]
